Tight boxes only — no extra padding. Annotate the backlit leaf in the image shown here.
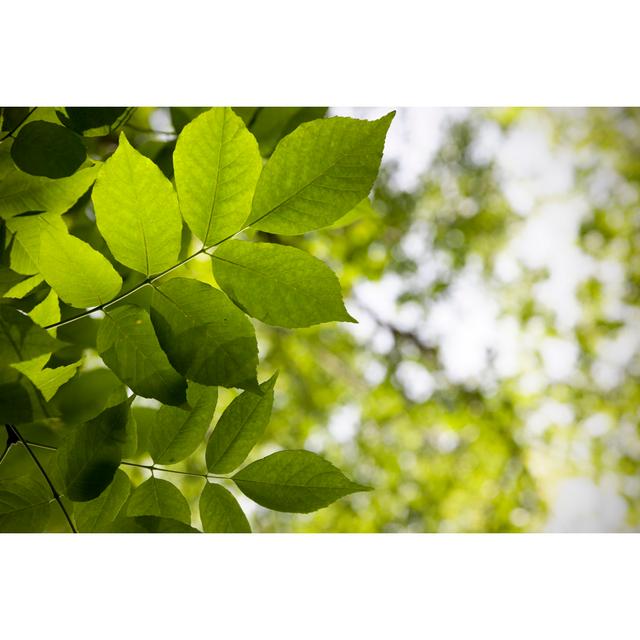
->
[199,482,250,533]
[57,399,130,502]
[97,304,187,406]
[233,450,369,513]
[0,476,51,532]
[206,374,276,474]
[247,112,394,234]
[212,240,355,327]
[149,382,218,465]
[174,107,262,245]
[74,468,131,532]
[0,162,100,219]
[92,132,182,275]
[38,223,123,308]
[127,477,191,524]
[150,278,259,391]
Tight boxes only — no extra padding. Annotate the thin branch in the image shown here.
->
[0,107,37,142]
[44,225,244,331]
[7,425,77,533]
[24,441,230,481]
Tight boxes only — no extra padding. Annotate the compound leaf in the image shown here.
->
[57,399,130,502]
[97,305,187,406]
[126,477,191,524]
[92,132,182,275]
[206,374,276,474]
[150,278,258,391]
[199,482,250,533]
[233,450,369,513]
[174,107,261,245]
[212,240,355,327]
[149,382,218,465]
[247,112,394,234]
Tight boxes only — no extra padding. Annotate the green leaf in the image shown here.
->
[28,290,60,328]
[174,107,262,245]
[247,112,394,234]
[199,482,250,533]
[212,240,355,327]
[53,368,127,425]
[11,121,86,178]
[74,468,131,532]
[0,476,51,532]
[106,515,200,533]
[59,107,129,136]
[0,305,62,382]
[2,273,43,299]
[239,106,328,157]
[328,197,375,229]
[126,477,191,524]
[206,374,277,474]
[149,382,218,465]
[38,223,123,308]
[92,132,182,275]
[0,381,34,424]
[97,305,187,406]
[12,354,82,401]
[150,278,259,391]
[7,212,67,275]
[0,163,101,219]
[57,399,130,502]
[233,450,368,513]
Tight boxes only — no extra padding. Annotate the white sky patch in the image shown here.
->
[545,477,628,532]
[327,404,360,444]
[395,361,435,403]
[539,336,580,382]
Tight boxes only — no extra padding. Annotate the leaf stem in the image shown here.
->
[44,226,246,331]
[7,425,77,533]
[23,440,230,481]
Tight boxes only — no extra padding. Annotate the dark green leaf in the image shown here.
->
[199,482,250,533]
[60,107,128,135]
[106,515,199,533]
[150,278,259,391]
[174,107,262,245]
[212,240,355,327]
[206,374,276,474]
[11,121,86,178]
[0,476,51,532]
[149,382,217,465]
[97,305,187,406]
[92,133,182,275]
[247,112,394,234]
[233,450,368,513]
[126,477,191,524]
[57,399,130,502]
[0,381,34,424]
[74,468,131,532]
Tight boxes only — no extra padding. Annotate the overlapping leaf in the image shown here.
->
[150,278,259,391]
[199,483,250,533]
[97,305,187,406]
[127,477,191,524]
[206,374,276,473]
